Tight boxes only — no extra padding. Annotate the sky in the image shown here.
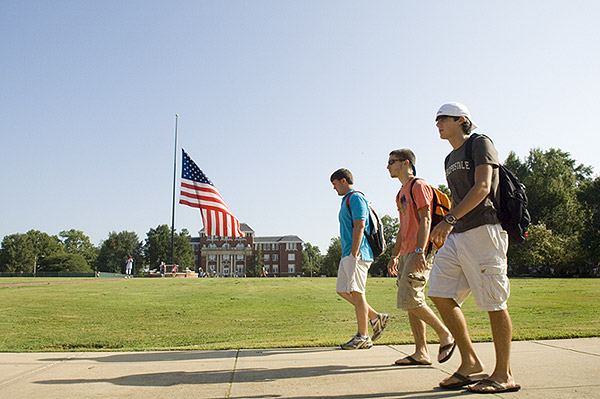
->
[1,1,599,253]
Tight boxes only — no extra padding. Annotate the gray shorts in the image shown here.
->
[428,224,510,311]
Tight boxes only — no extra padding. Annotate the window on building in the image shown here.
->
[273,264,279,274]
[236,254,244,261]
[286,243,298,251]
[223,243,231,249]
[264,254,270,261]
[264,243,271,250]
[223,255,230,261]
[208,255,217,261]
[236,243,245,250]
[273,243,278,250]
[209,243,217,249]
[272,254,279,261]
[264,265,270,273]
[288,253,295,261]
[289,264,295,274]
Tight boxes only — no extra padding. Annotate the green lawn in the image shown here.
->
[0,277,598,352]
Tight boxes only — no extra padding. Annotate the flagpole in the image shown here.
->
[171,114,179,266]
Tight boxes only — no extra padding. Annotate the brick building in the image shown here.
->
[190,223,303,277]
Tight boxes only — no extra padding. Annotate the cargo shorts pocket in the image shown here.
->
[480,264,509,306]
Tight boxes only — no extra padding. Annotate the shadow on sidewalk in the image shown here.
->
[34,363,419,387]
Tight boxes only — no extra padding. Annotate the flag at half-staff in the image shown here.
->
[179,149,246,237]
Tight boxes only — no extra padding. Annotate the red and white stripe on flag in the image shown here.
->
[179,149,245,237]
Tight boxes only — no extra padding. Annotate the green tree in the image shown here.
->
[505,149,593,273]
[0,230,63,273]
[59,229,98,267]
[522,148,591,237]
[321,237,341,277]
[96,231,142,274]
[577,176,600,271]
[144,225,194,270]
[247,246,263,277]
[370,214,399,276]
[38,253,92,273]
[302,242,322,277]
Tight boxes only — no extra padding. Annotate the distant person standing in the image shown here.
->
[330,168,389,350]
[428,102,520,393]
[125,256,133,278]
[386,149,455,366]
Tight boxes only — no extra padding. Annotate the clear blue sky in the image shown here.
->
[1,1,599,252]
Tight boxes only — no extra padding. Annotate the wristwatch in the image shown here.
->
[443,214,458,225]
[414,247,424,254]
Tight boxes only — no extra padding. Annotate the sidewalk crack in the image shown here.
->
[225,349,240,398]
[532,341,600,357]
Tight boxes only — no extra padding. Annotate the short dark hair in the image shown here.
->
[330,168,353,184]
[389,148,416,165]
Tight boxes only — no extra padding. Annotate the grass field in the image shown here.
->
[0,277,598,352]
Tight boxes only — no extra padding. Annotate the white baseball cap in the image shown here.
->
[436,102,478,131]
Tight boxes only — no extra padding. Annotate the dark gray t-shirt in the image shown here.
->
[444,134,500,233]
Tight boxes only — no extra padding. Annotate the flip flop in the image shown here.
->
[438,372,475,390]
[394,355,432,366]
[438,341,456,363]
[467,379,521,394]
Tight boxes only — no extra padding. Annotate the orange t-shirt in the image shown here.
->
[396,178,433,255]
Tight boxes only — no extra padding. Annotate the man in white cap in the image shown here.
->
[428,102,520,393]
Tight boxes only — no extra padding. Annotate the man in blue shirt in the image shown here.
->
[330,168,389,349]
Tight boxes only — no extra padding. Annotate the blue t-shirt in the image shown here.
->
[339,189,374,261]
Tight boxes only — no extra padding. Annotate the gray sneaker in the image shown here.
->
[371,313,389,342]
[341,334,373,350]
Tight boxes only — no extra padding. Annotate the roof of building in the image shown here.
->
[199,223,255,234]
[254,235,303,243]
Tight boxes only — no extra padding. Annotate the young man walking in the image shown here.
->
[428,102,520,393]
[386,149,455,365]
[330,168,389,349]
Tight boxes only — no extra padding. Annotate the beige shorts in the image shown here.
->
[428,224,510,312]
[396,251,435,310]
[336,255,371,294]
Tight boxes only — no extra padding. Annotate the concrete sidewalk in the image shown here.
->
[0,338,598,398]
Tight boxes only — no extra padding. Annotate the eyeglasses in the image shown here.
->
[388,158,405,166]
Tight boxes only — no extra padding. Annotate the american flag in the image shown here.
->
[179,149,246,237]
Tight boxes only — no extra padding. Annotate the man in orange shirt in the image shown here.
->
[386,149,455,365]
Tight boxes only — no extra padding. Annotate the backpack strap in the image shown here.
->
[465,133,501,210]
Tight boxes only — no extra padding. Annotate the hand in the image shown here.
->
[387,257,399,276]
[413,252,426,273]
[430,220,453,249]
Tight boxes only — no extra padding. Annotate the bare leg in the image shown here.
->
[337,291,378,336]
[351,291,371,336]
[488,309,516,384]
[431,297,484,384]
[410,305,454,360]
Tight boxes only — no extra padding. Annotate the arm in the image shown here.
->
[387,227,403,276]
[413,206,432,273]
[430,163,494,246]
[351,219,366,258]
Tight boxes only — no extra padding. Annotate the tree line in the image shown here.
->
[0,225,194,275]
[302,147,600,278]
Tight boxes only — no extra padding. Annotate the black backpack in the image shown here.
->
[465,134,531,244]
[345,191,386,258]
